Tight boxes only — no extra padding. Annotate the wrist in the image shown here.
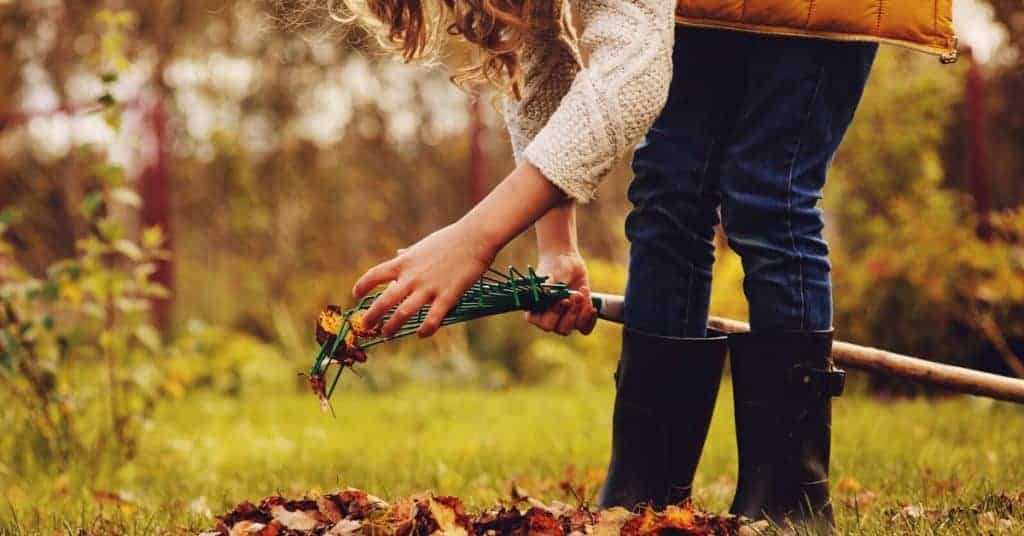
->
[535,199,578,255]
[454,215,503,264]
[537,240,580,258]
[538,250,583,267]
[536,226,577,254]
[455,161,568,262]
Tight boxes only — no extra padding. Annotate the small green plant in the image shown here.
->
[0,166,171,464]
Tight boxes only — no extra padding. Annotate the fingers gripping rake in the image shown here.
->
[310,266,604,408]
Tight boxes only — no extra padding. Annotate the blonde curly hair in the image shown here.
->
[289,0,565,97]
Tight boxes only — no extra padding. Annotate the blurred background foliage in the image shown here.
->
[1,0,1023,467]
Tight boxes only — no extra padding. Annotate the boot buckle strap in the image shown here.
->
[789,365,846,398]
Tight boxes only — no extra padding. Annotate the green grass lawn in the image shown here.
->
[3,381,1023,534]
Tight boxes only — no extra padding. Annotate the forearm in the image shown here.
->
[534,199,578,255]
[459,162,568,258]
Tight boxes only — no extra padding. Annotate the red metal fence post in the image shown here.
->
[964,47,993,241]
[138,94,174,330]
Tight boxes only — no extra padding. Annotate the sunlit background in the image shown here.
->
[2,0,1024,532]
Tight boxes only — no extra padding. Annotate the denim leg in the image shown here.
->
[624,27,748,338]
[719,37,877,332]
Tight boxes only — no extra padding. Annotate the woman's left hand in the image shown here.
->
[526,251,598,336]
[353,221,497,338]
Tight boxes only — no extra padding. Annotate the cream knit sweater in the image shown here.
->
[502,0,675,203]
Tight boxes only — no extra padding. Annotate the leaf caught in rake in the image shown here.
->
[309,266,581,410]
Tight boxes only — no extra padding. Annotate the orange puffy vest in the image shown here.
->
[675,0,958,62]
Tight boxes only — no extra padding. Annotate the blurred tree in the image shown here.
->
[974,0,1024,206]
[2,0,1020,386]
[828,48,1024,388]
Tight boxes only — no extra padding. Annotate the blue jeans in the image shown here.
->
[624,27,877,338]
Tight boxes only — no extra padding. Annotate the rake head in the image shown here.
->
[309,266,574,409]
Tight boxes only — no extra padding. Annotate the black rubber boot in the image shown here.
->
[728,330,846,530]
[598,327,728,510]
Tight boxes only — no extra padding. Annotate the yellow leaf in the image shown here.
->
[99,330,114,350]
[114,239,143,261]
[134,325,161,352]
[59,282,84,305]
[142,226,164,249]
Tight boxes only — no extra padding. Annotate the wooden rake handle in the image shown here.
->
[588,292,1024,404]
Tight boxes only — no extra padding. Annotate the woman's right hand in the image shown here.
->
[526,251,598,336]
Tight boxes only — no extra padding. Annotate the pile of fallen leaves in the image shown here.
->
[203,488,739,536]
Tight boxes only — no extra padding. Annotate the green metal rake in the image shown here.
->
[310,266,605,408]
[310,265,1024,410]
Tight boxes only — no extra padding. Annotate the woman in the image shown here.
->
[341,0,956,527]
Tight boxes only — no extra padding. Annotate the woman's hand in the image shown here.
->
[527,251,598,336]
[353,221,496,338]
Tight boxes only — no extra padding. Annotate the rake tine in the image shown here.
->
[313,266,576,401]
[326,360,346,398]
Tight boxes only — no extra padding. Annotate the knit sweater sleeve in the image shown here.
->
[505,0,675,203]
[501,4,582,170]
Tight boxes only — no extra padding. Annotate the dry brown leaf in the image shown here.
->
[522,507,563,535]
[978,511,1015,533]
[836,476,862,493]
[621,504,738,536]
[229,520,281,536]
[269,503,323,531]
[736,520,769,536]
[424,495,470,535]
[508,482,530,503]
[325,518,363,535]
[318,494,344,523]
[590,507,632,536]
[843,489,879,510]
[387,496,424,536]
[306,374,333,415]
[349,310,381,338]
[91,489,136,506]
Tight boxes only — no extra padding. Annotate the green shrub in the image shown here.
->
[0,169,173,466]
